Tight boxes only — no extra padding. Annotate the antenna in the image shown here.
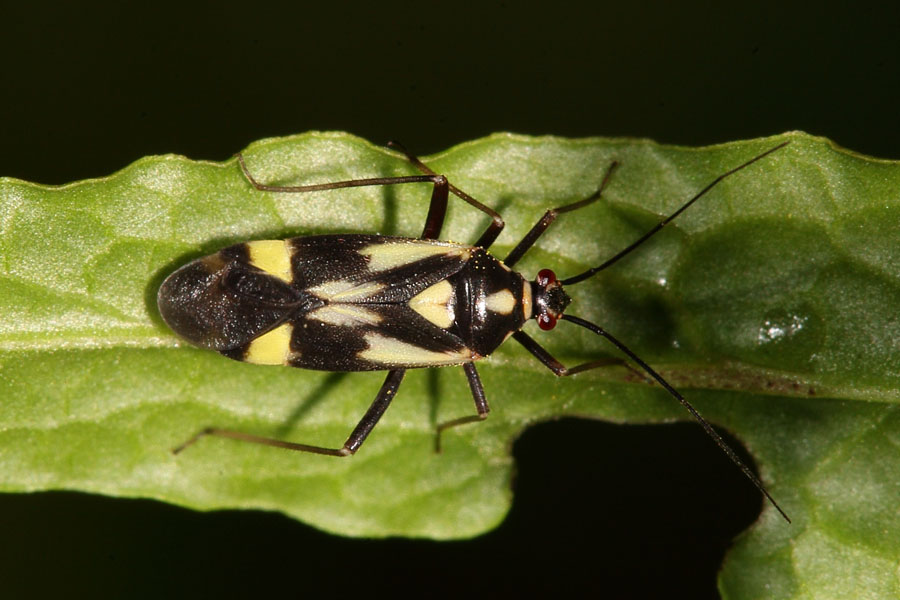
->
[561,141,790,286]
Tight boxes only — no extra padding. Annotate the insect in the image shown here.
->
[159,140,791,522]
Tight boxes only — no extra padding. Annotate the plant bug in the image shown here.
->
[160,140,791,522]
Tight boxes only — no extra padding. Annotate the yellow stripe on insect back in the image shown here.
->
[484,289,516,315]
[361,241,471,272]
[245,323,294,365]
[308,305,383,327]
[307,280,385,302]
[521,280,533,320]
[359,333,473,366]
[247,240,293,282]
[409,280,455,328]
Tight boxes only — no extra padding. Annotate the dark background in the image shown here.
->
[2,3,897,598]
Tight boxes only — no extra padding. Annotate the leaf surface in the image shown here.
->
[1,132,898,598]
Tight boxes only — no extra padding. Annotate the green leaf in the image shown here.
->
[1,132,898,598]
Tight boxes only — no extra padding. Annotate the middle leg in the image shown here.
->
[387,142,507,249]
[512,330,648,381]
[434,362,490,452]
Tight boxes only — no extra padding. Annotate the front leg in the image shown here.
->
[512,330,644,379]
[434,362,489,452]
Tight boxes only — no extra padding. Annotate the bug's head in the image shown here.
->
[531,268,572,331]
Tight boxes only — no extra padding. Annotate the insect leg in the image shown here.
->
[172,369,406,457]
[236,153,450,239]
[342,369,407,454]
[387,141,506,249]
[511,330,640,378]
[419,173,449,240]
[503,161,619,267]
[434,362,490,452]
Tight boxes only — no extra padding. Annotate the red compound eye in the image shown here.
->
[537,269,557,286]
[537,313,557,331]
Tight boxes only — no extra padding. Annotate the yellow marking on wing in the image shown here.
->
[409,280,455,328]
[245,323,293,365]
[361,241,470,272]
[247,240,293,283]
[308,280,385,302]
[485,289,516,315]
[359,333,472,366]
[308,305,382,327]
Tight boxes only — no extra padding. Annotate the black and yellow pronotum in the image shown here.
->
[158,141,791,522]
